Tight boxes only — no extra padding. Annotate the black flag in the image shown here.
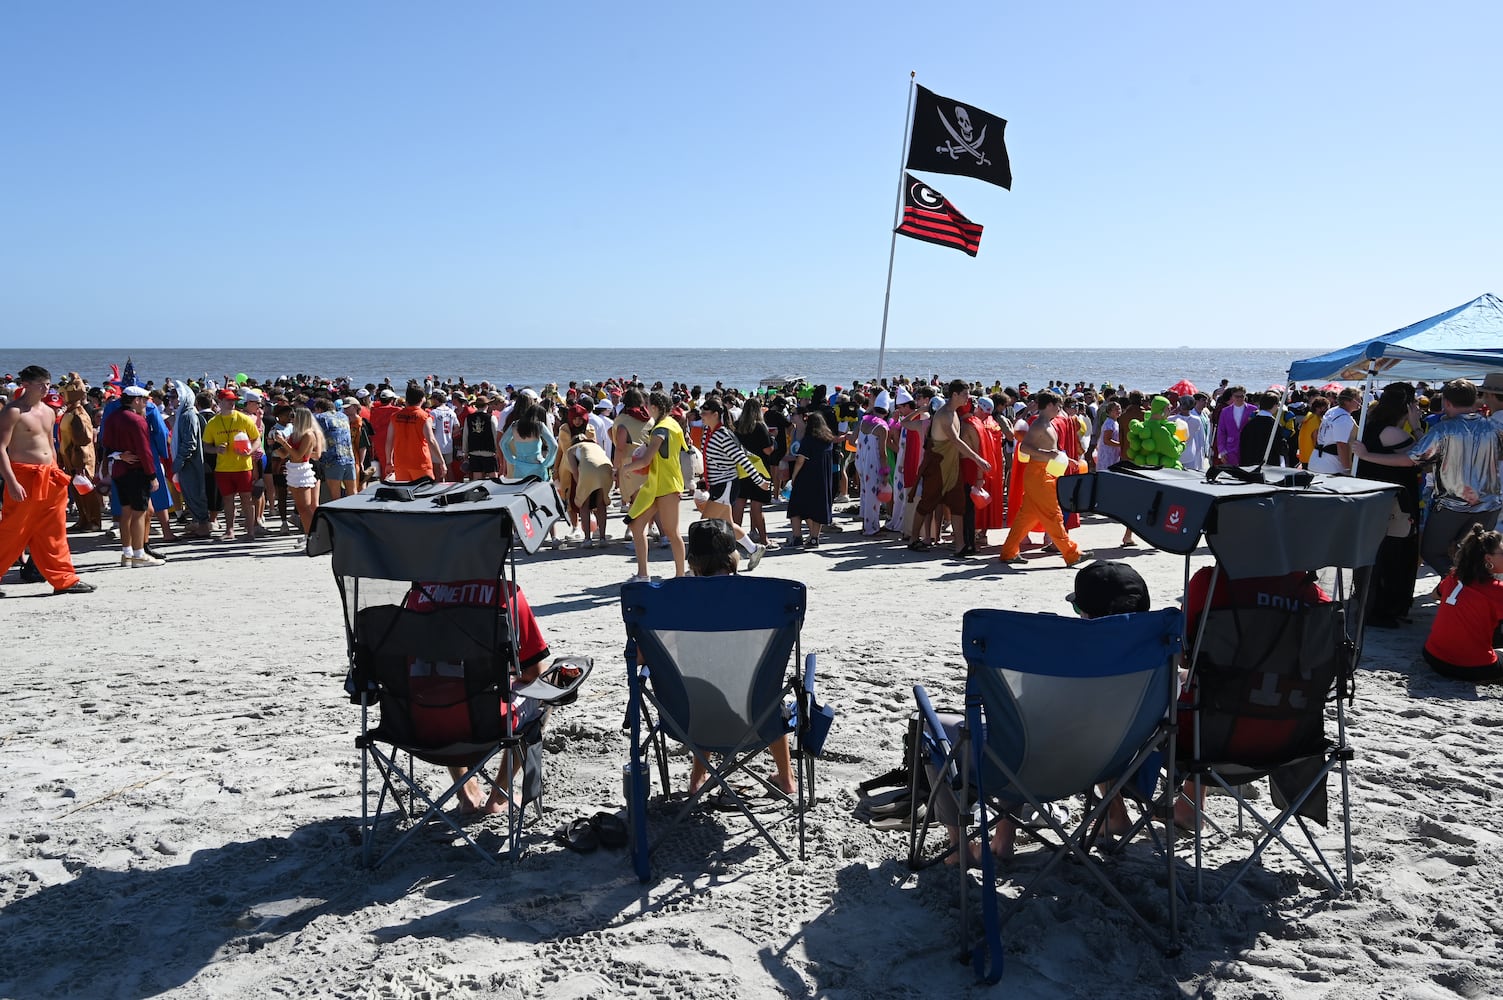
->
[895,174,982,257]
[905,84,1011,190]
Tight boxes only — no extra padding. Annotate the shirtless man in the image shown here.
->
[913,379,991,551]
[998,391,1087,566]
[0,365,94,596]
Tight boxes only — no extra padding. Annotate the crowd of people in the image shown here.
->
[3,361,1503,684]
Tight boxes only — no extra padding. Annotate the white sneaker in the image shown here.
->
[130,553,164,568]
[746,543,767,572]
[625,573,650,584]
[120,553,131,567]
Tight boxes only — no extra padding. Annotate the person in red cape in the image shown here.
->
[971,397,1007,537]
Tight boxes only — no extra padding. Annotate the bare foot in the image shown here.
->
[455,778,489,814]
[943,839,987,869]
[1169,801,1201,833]
[478,790,514,815]
[769,773,795,795]
[991,826,1016,863]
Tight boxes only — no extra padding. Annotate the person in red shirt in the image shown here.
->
[1170,565,1332,828]
[403,578,552,814]
[99,386,163,568]
[366,388,398,480]
[1425,525,1503,683]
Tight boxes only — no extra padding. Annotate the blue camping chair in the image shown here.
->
[913,607,1183,983]
[620,576,827,882]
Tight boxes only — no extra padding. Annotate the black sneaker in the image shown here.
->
[19,559,44,584]
[54,580,97,595]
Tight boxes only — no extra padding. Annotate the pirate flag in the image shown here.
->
[895,174,983,257]
[906,84,1011,190]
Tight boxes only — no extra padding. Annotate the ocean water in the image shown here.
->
[6,346,1330,395]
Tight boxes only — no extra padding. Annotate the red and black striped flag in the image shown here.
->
[895,174,983,257]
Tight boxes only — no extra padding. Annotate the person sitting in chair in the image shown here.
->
[1068,561,1153,839]
[934,561,1151,868]
[682,518,795,796]
[403,578,553,815]
[1170,564,1332,830]
[1424,524,1503,684]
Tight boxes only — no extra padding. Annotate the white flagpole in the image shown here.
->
[875,72,917,386]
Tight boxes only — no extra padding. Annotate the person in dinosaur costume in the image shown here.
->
[1125,395,1185,469]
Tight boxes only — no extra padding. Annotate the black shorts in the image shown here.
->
[708,479,737,506]
[115,468,152,512]
[739,479,772,504]
[468,454,498,475]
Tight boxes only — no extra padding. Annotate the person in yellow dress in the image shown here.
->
[622,391,686,581]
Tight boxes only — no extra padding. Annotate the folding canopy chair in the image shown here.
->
[912,607,1184,983]
[1059,466,1397,903]
[308,478,589,867]
[620,576,827,882]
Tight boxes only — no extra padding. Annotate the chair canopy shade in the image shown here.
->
[1058,467,1397,576]
[307,479,563,580]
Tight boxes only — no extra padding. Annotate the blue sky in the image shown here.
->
[3,2,1499,349]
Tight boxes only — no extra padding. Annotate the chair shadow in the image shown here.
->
[0,802,790,1000]
[756,834,1292,994]
[0,818,413,999]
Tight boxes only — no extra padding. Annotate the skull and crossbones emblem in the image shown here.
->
[937,104,991,166]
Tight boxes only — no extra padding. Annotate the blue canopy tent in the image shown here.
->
[1288,293,1503,384]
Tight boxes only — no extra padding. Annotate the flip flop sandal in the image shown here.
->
[590,811,629,849]
[555,817,599,853]
[870,804,925,831]
[858,787,912,810]
[864,797,915,819]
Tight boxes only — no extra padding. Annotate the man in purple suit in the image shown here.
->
[1214,386,1257,466]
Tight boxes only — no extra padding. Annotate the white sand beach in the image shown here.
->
[2,505,1500,999]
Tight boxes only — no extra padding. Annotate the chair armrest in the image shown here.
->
[802,652,818,697]
[913,685,959,780]
[516,655,592,705]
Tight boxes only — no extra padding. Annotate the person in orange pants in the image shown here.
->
[999,391,1085,567]
[0,365,92,596]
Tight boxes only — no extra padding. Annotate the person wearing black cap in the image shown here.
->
[1067,560,1151,838]
[1067,560,1150,619]
[678,519,794,794]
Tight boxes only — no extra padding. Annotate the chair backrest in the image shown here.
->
[962,608,1182,802]
[1191,602,1347,767]
[622,577,806,753]
[354,603,517,749]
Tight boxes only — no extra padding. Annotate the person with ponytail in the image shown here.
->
[1424,524,1503,683]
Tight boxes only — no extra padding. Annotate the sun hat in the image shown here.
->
[123,385,149,398]
[595,398,614,411]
